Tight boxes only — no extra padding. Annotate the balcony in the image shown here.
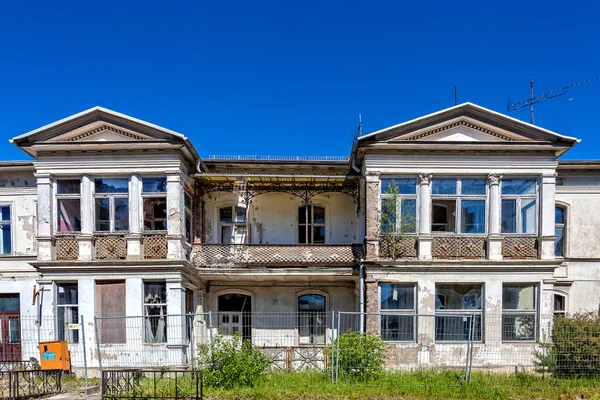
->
[191,244,363,268]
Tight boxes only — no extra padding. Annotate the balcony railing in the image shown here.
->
[191,244,363,268]
[432,236,486,259]
[502,236,537,259]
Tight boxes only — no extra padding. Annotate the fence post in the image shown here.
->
[80,314,88,389]
[335,311,341,383]
[93,316,103,378]
[208,312,213,346]
[330,311,335,384]
[468,314,475,382]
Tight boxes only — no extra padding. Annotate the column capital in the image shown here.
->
[541,173,557,184]
[487,173,503,186]
[419,173,433,185]
[166,172,183,182]
[365,171,381,182]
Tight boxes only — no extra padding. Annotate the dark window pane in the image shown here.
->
[57,179,81,195]
[502,314,536,341]
[95,178,129,194]
[219,207,232,223]
[432,179,457,195]
[461,200,485,233]
[381,315,415,341]
[114,198,129,231]
[95,198,110,231]
[0,295,20,312]
[381,178,417,195]
[144,282,167,304]
[235,207,246,223]
[554,294,565,312]
[313,226,325,243]
[313,206,325,224]
[1,224,11,254]
[142,178,166,193]
[58,199,81,232]
[555,227,564,256]
[298,225,312,244]
[555,207,565,224]
[143,198,167,230]
[0,206,9,221]
[436,315,482,341]
[436,284,482,310]
[298,294,325,311]
[298,205,310,224]
[57,284,78,305]
[521,199,536,234]
[221,225,232,244]
[461,179,486,195]
[501,199,516,233]
[502,179,536,195]
[380,198,396,233]
[401,199,416,233]
[380,284,414,310]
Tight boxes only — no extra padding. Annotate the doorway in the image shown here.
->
[0,294,21,362]
[217,293,251,341]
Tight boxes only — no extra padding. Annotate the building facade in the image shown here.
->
[0,103,598,370]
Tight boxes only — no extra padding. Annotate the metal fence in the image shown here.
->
[0,369,62,399]
[102,369,202,400]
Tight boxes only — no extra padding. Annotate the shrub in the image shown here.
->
[195,332,270,389]
[533,313,600,378]
[333,330,387,379]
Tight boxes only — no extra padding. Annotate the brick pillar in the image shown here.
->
[365,279,379,334]
[193,183,204,244]
[365,172,381,259]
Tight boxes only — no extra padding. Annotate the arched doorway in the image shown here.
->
[217,293,252,341]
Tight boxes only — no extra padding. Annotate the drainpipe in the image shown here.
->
[359,263,365,333]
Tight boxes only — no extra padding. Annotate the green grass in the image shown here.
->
[203,371,600,400]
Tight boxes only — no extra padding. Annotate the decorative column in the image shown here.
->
[78,175,94,260]
[417,174,433,260]
[364,172,381,259]
[166,278,187,364]
[539,174,557,260]
[166,173,185,260]
[35,173,53,261]
[127,175,143,259]
[416,280,435,365]
[487,174,503,260]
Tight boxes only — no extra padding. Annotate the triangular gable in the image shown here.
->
[48,121,154,142]
[359,103,580,145]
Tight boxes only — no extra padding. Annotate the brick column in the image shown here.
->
[365,172,381,259]
[365,279,379,334]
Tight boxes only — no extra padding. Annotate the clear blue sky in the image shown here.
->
[1,1,598,160]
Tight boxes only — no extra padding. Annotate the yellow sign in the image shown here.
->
[67,324,80,330]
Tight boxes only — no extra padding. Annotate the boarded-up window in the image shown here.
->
[96,281,126,344]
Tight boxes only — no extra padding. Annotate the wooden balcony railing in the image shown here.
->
[95,235,127,260]
[432,236,486,259]
[502,236,537,259]
[191,244,363,268]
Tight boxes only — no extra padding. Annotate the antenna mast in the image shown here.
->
[508,77,598,124]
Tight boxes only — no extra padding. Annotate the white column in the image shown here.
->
[487,174,503,260]
[539,174,557,260]
[127,175,143,259]
[78,279,95,369]
[166,278,187,364]
[417,280,435,366]
[417,174,433,259]
[540,279,555,341]
[37,280,55,341]
[36,173,53,261]
[78,175,94,260]
[166,173,185,260]
[484,280,503,346]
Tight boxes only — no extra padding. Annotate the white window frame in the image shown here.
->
[143,281,167,343]
[296,290,328,345]
[379,177,419,234]
[0,205,12,255]
[55,282,79,344]
[297,203,327,244]
[501,283,538,342]
[431,177,488,235]
[434,283,484,342]
[142,177,167,232]
[55,178,82,234]
[378,283,417,342]
[553,292,567,317]
[218,205,247,244]
[555,204,567,257]
[93,177,130,233]
[500,178,539,235]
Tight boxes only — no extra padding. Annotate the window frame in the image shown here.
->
[555,204,567,257]
[297,203,327,244]
[297,291,328,345]
[142,177,168,233]
[378,283,417,342]
[430,177,488,235]
[0,205,12,255]
[55,282,79,344]
[217,205,247,244]
[380,177,419,235]
[500,178,539,235]
[143,280,168,343]
[93,177,130,234]
[553,292,567,317]
[434,283,484,343]
[55,178,82,235]
[501,283,538,342]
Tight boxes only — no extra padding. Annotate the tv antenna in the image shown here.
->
[507,77,597,124]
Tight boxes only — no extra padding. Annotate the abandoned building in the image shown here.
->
[0,102,599,371]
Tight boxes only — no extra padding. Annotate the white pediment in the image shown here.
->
[425,126,504,142]
[48,121,154,142]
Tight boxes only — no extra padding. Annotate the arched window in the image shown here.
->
[555,206,566,257]
[298,293,326,345]
[218,206,246,244]
[217,292,252,340]
[298,205,325,244]
[554,293,566,317]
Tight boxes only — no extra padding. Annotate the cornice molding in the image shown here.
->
[65,124,151,142]
[396,120,520,142]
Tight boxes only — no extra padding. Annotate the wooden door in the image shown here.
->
[0,312,21,362]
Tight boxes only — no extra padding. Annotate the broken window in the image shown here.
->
[56,179,81,233]
[144,282,167,343]
[379,283,416,341]
[219,206,246,244]
[298,205,325,243]
[431,178,486,234]
[298,294,326,345]
[143,178,167,231]
[435,283,482,341]
[502,283,536,341]
[380,178,417,233]
[56,283,78,343]
[0,206,11,254]
[94,178,129,232]
[501,179,537,234]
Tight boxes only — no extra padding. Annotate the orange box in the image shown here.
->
[39,340,70,371]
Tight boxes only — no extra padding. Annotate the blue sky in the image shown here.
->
[0,1,598,160]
